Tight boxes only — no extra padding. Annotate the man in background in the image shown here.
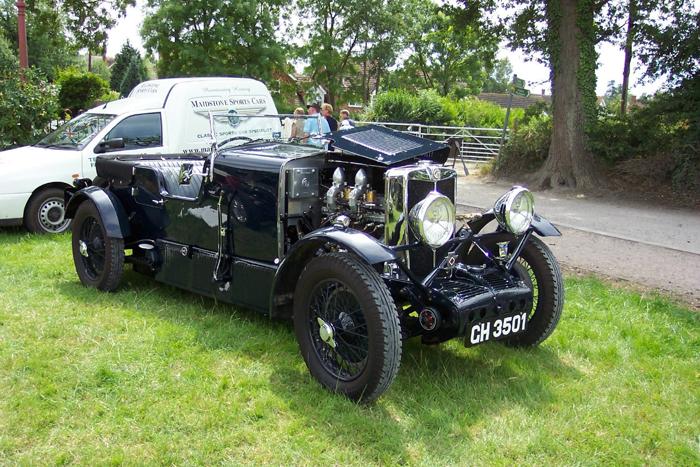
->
[321,103,338,132]
[303,103,331,142]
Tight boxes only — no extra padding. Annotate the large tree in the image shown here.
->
[506,0,602,189]
[142,0,284,81]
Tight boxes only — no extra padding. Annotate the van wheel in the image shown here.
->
[71,200,124,291]
[25,187,71,234]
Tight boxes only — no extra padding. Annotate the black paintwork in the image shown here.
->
[65,125,558,345]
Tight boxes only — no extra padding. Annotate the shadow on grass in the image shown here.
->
[56,269,581,461]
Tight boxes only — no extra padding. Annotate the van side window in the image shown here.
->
[105,113,162,149]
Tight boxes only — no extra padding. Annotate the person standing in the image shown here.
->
[339,109,355,130]
[321,103,338,132]
[303,103,331,142]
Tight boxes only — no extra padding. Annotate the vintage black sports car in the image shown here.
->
[65,122,564,403]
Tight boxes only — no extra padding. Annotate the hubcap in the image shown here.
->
[308,279,369,381]
[79,240,89,257]
[78,216,106,280]
[38,198,69,232]
[317,318,336,348]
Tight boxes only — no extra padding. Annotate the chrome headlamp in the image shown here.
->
[409,191,456,249]
[494,186,535,235]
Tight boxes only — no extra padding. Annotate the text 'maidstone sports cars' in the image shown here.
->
[64,115,564,403]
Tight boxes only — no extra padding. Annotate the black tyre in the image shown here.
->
[71,200,124,291]
[293,253,402,403]
[469,234,564,347]
[24,187,70,234]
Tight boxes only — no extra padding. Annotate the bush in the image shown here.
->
[495,114,552,175]
[363,89,418,123]
[56,68,109,115]
[588,76,700,193]
[0,37,60,149]
[364,90,524,128]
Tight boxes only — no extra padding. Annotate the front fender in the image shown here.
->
[269,226,397,318]
[468,209,561,237]
[64,186,130,239]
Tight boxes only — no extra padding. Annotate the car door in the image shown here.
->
[88,112,166,171]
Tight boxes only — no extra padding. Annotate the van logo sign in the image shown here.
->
[189,95,268,127]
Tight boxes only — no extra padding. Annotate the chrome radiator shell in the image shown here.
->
[384,164,457,275]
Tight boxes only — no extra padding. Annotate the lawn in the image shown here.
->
[0,230,698,465]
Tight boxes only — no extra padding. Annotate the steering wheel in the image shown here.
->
[218,136,253,148]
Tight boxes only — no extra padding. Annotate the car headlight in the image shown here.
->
[409,191,456,249]
[494,186,535,235]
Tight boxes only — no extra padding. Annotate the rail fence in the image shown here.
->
[356,121,506,166]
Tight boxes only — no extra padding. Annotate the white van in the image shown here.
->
[0,77,280,233]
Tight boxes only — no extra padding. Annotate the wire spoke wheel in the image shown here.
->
[78,216,106,280]
[308,279,369,381]
[293,253,402,403]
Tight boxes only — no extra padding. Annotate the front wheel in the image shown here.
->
[293,253,402,403]
[469,234,564,347]
[71,200,124,291]
[24,188,71,234]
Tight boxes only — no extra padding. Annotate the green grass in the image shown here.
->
[0,230,698,465]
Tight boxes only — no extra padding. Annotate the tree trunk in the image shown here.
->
[536,0,597,190]
[620,0,635,115]
[87,49,92,71]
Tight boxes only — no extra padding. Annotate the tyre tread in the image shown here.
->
[294,252,402,403]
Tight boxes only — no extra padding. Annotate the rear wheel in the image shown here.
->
[24,188,70,234]
[71,200,124,291]
[293,253,402,403]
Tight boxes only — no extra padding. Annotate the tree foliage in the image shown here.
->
[142,0,284,80]
[110,41,146,94]
[0,36,59,148]
[119,57,143,96]
[482,58,513,93]
[296,0,378,106]
[61,0,134,62]
[397,3,497,97]
[0,0,77,80]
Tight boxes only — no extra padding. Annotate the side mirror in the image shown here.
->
[94,138,125,154]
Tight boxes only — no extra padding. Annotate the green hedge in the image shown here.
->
[363,89,524,128]
[56,68,109,116]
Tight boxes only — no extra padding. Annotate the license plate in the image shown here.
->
[467,312,528,346]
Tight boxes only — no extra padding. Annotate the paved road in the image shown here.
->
[456,176,700,308]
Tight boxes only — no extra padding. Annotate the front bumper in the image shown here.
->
[421,271,533,344]
[0,192,31,220]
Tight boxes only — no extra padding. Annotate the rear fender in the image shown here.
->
[64,186,130,239]
[468,209,561,237]
[269,226,397,318]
